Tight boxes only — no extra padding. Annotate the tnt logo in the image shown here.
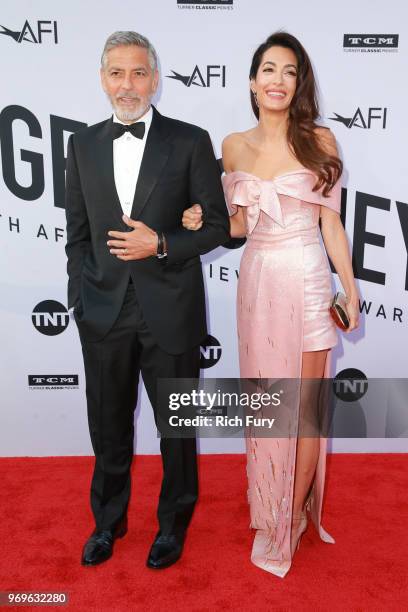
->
[333,368,368,402]
[200,334,222,368]
[32,300,69,336]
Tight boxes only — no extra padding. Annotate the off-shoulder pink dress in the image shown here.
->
[222,169,340,577]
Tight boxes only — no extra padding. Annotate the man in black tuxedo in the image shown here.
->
[65,31,229,569]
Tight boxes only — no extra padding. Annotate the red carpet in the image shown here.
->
[0,454,407,611]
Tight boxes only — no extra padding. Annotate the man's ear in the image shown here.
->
[152,69,159,94]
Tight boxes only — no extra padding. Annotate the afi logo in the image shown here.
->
[333,368,368,402]
[0,20,58,44]
[330,108,387,129]
[167,65,226,87]
[32,300,69,336]
[200,335,222,368]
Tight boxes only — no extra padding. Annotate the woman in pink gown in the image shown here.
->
[183,32,359,577]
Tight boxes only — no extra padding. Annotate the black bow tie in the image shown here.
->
[111,121,145,140]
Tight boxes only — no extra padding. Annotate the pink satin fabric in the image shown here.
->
[222,170,339,577]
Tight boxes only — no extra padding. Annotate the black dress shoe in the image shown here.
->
[146,532,184,569]
[81,518,128,566]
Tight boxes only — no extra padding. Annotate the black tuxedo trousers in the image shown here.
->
[79,281,199,534]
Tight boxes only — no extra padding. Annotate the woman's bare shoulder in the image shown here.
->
[222,129,256,148]
[222,130,255,171]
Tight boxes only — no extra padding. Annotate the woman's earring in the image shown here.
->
[252,90,259,107]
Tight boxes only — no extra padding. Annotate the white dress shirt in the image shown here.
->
[113,106,153,217]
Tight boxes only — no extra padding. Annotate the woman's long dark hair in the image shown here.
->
[249,32,342,196]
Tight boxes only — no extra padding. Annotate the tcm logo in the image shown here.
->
[32,300,69,336]
[178,0,233,7]
[200,335,222,368]
[0,20,58,44]
[333,369,368,402]
[330,107,387,130]
[343,34,398,52]
[28,375,78,388]
[178,0,232,4]
[167,65,226,87]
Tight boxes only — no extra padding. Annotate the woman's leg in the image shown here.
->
[292,349,328,520]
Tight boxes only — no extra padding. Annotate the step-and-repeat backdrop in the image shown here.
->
[1,0,407,455]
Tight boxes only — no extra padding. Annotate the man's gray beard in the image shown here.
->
[108,95,150,123]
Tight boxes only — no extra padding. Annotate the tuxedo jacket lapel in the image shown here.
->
[131,107,171,220]
[94,118,124,224]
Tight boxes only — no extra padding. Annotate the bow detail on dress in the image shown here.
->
[233,178,285,232]
[222,170,341,236]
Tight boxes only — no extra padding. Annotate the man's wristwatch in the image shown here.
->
[156,232,167,259]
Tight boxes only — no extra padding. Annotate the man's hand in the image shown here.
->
[107,215,158,260]
[182,204,203,231]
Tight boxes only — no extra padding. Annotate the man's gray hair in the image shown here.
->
[101,31,158,72]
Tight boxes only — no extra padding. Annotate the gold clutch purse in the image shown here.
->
[329,292,350,330]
